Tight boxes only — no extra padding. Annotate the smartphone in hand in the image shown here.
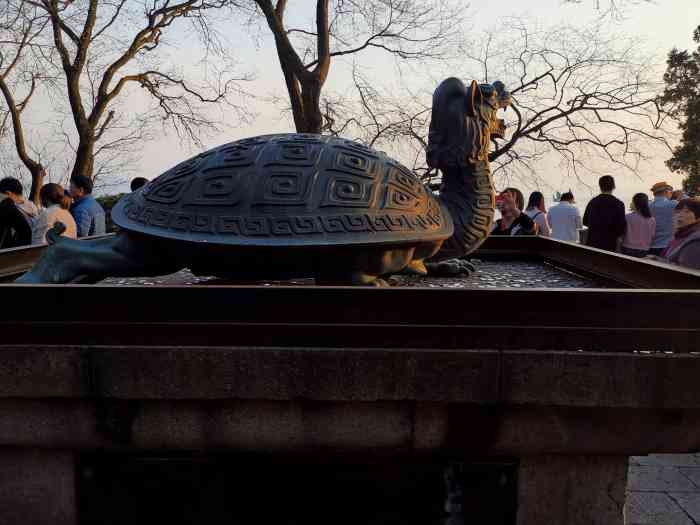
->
[495,194,505,210]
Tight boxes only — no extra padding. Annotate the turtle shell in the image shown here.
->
[112,134,453,247]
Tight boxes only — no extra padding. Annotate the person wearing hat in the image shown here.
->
[649,181,677,256]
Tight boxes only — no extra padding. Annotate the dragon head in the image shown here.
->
[477,81,511,140]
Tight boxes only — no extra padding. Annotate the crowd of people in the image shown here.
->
[0,175,107,250]
[494,176,700,270]
[0,175,151,250]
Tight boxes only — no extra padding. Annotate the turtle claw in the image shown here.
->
[372,277,397,287]
[402,259,429,276]
[425,258,476,277]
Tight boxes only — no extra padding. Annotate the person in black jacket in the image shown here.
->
[583,175,627,252]
[492,187,537,236]
[0,191,32,249]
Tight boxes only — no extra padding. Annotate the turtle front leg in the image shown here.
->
[404,258,476,278]
[16,224,186,284]
[425,259,476,277]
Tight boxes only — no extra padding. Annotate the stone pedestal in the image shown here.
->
[517,455,628,525]
[0,448,76,525]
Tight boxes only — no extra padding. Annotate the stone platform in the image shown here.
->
[2,235,700,524]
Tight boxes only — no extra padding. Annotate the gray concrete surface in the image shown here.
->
[628,454,700,525]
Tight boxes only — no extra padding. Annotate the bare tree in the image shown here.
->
[250,0,460,134]
[0,0,53,202]
[321,65,433,178]
[11,0,253,183]
[483,22,671,185]
[324,21,672,190]
[562,0,655,20]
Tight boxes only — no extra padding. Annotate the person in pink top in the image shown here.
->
[621,193,656,257]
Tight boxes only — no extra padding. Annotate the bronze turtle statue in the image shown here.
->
[18,79,510,286]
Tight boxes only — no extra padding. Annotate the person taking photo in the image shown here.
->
[492,188,537,236]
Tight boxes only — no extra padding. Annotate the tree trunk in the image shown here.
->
[71,137,96,181]
[279,69,324,134]
[299,79,323,133]
[28,167,45,206]
[279,64,306,132]
[283,76,324,134]
[0,78,45,204]
[261,0,330,135]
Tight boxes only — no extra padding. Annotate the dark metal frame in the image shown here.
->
[0,243,52,282]
[1,284,698,351]
[482,236,700,289]
[1,235,698,352]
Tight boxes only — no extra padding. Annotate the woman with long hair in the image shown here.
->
[524,191,551,236]
[33,183,77,244]
[621,192,655,257]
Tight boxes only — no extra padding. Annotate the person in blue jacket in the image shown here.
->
[69,175,106,237]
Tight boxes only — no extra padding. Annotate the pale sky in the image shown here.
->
[7,0,700,210]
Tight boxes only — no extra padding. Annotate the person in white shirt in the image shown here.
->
[525,191,551,236]
[547,192,582,242]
